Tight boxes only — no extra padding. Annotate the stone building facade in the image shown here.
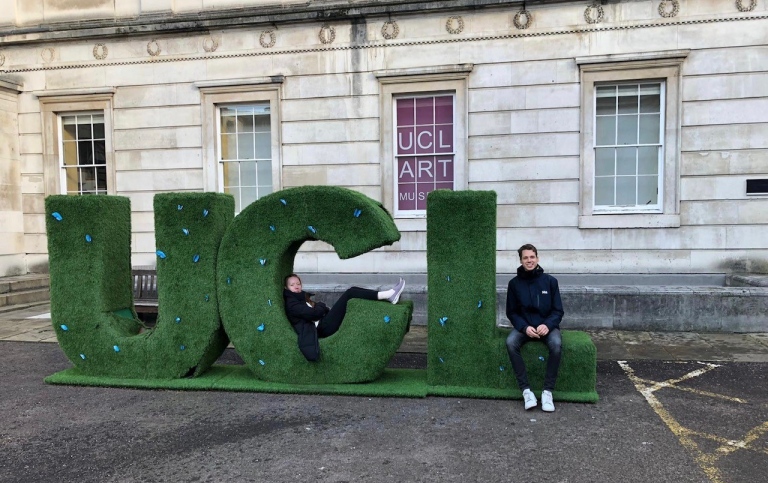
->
[0,0,766,277]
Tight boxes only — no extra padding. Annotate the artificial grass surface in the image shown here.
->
[45,193,234,379]
[426,190,598,401]
[218,186,410,384]
[44,366,597,402]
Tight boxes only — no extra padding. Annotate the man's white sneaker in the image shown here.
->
[541,390,555,412]
[523,388,537,410]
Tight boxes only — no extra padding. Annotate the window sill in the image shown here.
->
[395,218,427,232]
[579,214,680,229]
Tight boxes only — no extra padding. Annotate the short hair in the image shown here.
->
[517,244,538,260]
[284,273,301,288]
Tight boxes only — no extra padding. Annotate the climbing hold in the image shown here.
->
[177,205,183,211]
[175,317,181,324]
[383,315,391,323]
[85,234,92,243]
[192,254,200,263]
[180,345,186,351]
[60,325,69,331]
[307,225,317,234]
[204,295,210,302]
[439,357,445,363]
[353,209,362,218]
[79,354,86,360]
[182,228,189,236]
[257,323,265,332]
[439,317,448,327]
[113,345,120,353]
[259,258,267,266]
[477,300,482,308]
[156,250,167,259]
[203,209,209,217]
[279,199,287,206]
[51,212,63,221]
[227,277,231,285]
[259,359,265,366]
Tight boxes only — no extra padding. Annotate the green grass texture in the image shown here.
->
[217,186,412,384]
[45,193,234,379]
[44,365,597,402]
[426,190,598,402]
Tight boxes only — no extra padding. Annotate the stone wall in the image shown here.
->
[0,79,24,276]
[1,0,766,275]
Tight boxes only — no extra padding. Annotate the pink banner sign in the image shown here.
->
[396,96,454,212]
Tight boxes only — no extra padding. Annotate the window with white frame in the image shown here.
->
[375,65,471,224]
[218,103,273,213]
[60,112,108,195]
[197,79,282,214]
[577,52,687,229]
[394,94,455,214]
[38,92,115,197]
[593,82,664,210]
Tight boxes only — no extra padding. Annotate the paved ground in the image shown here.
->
[0,303,766,483]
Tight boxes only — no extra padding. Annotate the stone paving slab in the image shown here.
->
[0,303,766,362]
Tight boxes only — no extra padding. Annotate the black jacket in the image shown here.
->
[283,289,329,361]
[505,265,564,333]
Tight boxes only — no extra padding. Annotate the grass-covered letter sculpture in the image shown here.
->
[45,193,233,379]
[426,190,598,402]
[217,186,412,384]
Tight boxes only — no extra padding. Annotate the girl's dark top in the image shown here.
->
[283,289,329,326]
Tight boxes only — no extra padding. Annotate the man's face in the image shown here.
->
[520,249,539,272]
[286,276,303,293]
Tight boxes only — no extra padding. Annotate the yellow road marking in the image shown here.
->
[618,361,768,483]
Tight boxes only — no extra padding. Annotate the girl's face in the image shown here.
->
[286,276,303,293]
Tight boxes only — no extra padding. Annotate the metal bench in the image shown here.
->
[132,269,158,316]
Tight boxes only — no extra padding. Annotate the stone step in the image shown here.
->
[0,274,50,295]
[0,287,51,308]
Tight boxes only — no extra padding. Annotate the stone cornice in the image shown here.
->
[0,0,578,46]
[0,9,765,74]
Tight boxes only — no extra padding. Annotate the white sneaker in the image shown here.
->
[541,390,555,412]
[523,389,537,410]
[388,278,406,304]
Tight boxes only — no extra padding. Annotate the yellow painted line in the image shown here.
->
[632,376,747,403]
[618,361,725,483]
[714,421,768,457]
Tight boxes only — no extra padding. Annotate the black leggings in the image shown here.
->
[316,287,378,338]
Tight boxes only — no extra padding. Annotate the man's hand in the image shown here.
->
[525,326,540,339]
[536,324,549,337]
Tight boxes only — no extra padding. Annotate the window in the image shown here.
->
[38,91,115,197]
[394,94,455,214]
[60,113,108,195]
[197,78,283,214]
[376,65,471,225]
[577,51,688,229]
[218,103,273,213]
[594,82,663,210]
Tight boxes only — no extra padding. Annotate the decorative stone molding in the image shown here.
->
[513,9,532,30]
[202,36,219,53]
[381,20,399,39]
[92,43,108,60]
[736,0,757,12]
[147,39,161,56]
[445,16,464,34]
[584,2,604,24]
[41,47,55,63]
[658,0,680,18]
[260,30,276,48]
[1,15,765,75]
[319,24,335,44]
